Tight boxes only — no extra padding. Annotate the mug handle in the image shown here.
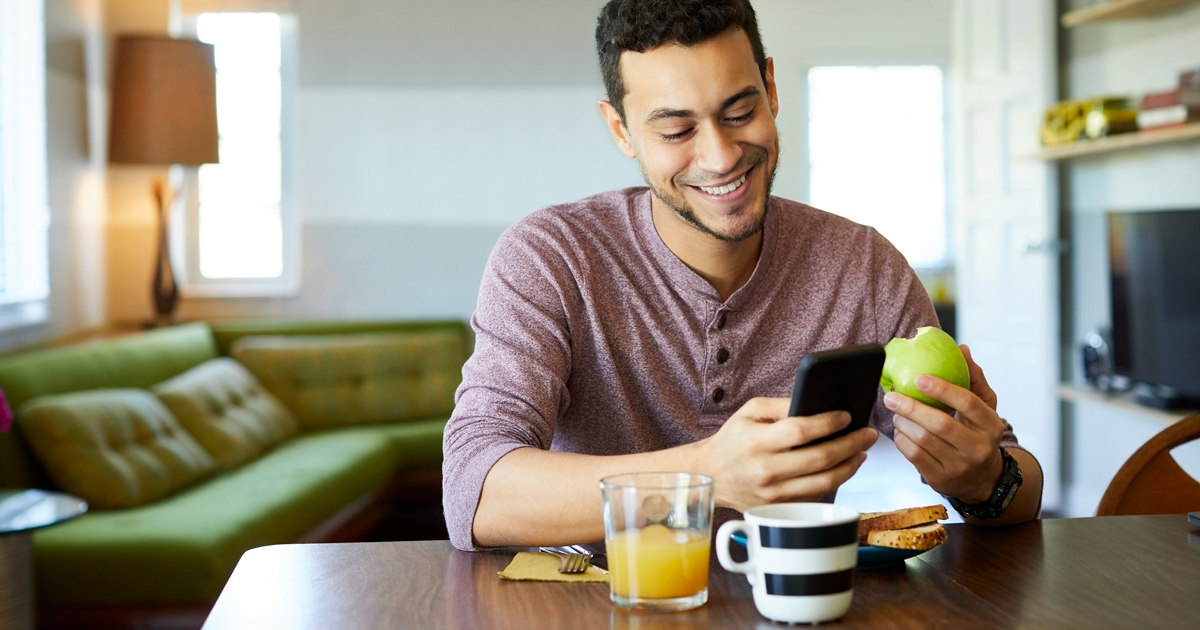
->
[716,520,756,586]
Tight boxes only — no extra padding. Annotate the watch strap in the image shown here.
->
[949,447,1023,519]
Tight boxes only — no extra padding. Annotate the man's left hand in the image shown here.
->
[884,344,1005,504]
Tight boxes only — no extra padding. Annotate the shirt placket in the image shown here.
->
[701,307,734,424]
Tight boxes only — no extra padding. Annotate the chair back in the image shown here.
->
[1096,414,1200,516]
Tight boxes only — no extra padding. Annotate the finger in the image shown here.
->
[960,345,998,410]
[737,397,792,423]
[767,426,875,481]
[767,410,851,449]
[912,376,1002,433]
[884,389,976,446]
[768,451,868,502]
[893,427,946,477]
[893,414,959,464]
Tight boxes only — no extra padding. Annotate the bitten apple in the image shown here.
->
[880,327,970,413]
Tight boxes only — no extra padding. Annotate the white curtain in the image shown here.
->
[0,0,50,310]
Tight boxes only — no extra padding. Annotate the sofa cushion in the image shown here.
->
[0,322,219,490]
[207,319,469,356]
[230,331,466,430]
[375,417,449,470]
[33,427,398,605]
[153,358,299,470]
[17,390,218,509]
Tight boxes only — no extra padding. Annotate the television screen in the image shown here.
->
[1109,209,1200,399]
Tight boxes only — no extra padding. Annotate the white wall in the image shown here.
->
[103,0,952,324]
[1061,1,1200,516]
[0,0,108,353]
[106,0,642,323]
[296,87,638,227]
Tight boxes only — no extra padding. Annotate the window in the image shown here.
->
[807,66,948,269]
[177,11,297,296]
[0,0,49,329]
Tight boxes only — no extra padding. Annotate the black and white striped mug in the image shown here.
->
[716,503,859,623]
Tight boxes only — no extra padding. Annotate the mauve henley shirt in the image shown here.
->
[442,187,1020,551]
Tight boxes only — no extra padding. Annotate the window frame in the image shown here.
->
[800,50,956,273]
[173,11,300,298]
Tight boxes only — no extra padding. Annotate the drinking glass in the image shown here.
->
[599,472,715,611]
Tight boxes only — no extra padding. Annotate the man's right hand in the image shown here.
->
[695,397,877,513]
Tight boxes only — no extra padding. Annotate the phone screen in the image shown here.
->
[789,343,886,446]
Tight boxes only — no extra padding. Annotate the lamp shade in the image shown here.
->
[108,35,219,165]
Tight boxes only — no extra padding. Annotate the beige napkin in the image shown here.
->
[497,551,610,583]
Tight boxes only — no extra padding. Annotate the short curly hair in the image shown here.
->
[596,0,768,122]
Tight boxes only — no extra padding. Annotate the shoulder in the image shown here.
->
[770,197,906,266]
[483,187,648,287]
[492,187,648,263]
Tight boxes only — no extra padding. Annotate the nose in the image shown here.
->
[693,122,743,178]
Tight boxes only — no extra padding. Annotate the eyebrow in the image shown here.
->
[643,86,761,124]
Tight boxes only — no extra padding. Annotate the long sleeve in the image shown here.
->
[442,220,577,552]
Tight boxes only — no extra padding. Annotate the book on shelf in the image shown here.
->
[1137,104,1200,131]
[1182,67,1200,89]
[1137,88,1200,131]
[1140,88,1200,110]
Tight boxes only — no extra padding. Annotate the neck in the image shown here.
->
[650,196,763,302]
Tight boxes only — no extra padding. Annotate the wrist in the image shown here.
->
[687,438,720,503]
[949,447,1024,520]
[960,450,1005,504]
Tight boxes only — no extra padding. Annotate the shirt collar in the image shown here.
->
[631,188,780,310]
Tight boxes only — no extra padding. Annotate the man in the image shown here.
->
[443,0,1043,551]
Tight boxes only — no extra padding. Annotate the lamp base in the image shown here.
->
[151,177,180,325]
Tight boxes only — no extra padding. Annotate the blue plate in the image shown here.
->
[729,533,922,569]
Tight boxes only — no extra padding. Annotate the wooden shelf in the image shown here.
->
[1062,0,1200,27]
[1056,384,1198,423]
[1028,121,1200,160]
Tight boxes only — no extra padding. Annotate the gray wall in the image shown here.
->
[1061,2,1200,515]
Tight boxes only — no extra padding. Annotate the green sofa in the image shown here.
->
[0,319,468,620]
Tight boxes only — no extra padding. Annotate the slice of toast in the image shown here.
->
[865,523,948,551]
[858,505,948,542]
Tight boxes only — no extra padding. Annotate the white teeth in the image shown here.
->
[699,173,747,196]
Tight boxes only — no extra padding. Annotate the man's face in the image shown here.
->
[602,28,780,243]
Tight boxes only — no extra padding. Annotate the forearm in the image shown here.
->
[471,443,703,547]
[965,447,1042,527]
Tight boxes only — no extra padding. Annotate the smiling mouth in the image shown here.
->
[695,172,748,196]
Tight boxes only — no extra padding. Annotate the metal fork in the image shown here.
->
[539,546,591,574]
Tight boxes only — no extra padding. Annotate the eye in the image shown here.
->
[660,128,693,142]
[726,111,753,124]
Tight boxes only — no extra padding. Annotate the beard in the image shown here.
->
[639,141,779,244]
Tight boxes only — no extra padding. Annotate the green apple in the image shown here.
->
[880,326,970,413]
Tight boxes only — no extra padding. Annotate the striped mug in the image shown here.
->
[716,503,859,624]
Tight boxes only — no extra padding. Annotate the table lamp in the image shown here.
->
[108,35,218,326]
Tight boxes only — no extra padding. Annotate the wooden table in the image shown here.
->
[202,515,1200,629]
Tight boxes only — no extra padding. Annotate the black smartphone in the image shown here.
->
[789,343,886,446]
[1189,512,1200,527]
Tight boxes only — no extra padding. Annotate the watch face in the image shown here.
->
[999,482,1020,509]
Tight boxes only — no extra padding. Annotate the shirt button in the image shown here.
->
[717,313,727,330]
[716,348,730,364]
[712,388,725,403]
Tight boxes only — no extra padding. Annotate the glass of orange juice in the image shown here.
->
[599,472,715,611]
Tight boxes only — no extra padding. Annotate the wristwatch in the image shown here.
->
[948,447,1023,519]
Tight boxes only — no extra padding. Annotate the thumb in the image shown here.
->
[960,344,998,411]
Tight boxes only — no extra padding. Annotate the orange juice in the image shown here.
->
[607,524,710,599]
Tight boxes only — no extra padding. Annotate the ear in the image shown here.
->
[764,57,779,118]
[599,100,638,159]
